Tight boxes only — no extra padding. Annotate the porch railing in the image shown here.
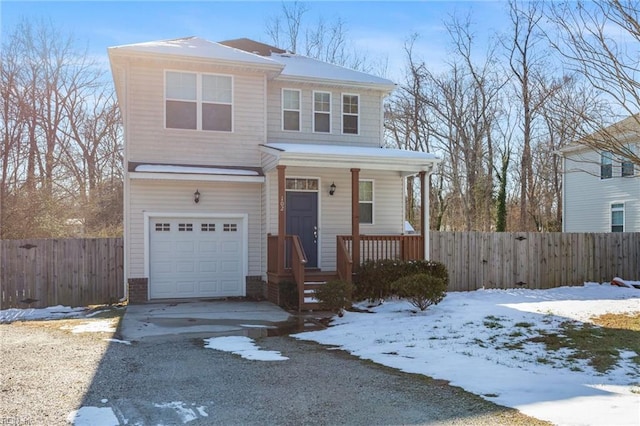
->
[340,235,424,265]
[336,235,353,283]
[267,234,308,310]
[290,235,307,309]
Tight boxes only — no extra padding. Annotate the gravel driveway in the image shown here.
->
[0,315,551,425]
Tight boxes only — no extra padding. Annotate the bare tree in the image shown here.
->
[264,1,379,73]
[0,19,123,238]
[548,0,640,165]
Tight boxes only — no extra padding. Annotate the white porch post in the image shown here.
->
[420,171,430,260]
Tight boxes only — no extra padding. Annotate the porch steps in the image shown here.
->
[300,271,337,311]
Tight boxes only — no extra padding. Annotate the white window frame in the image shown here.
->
[282,88,301,132]
[610,202,624,232]
[600,151,613,179]
[313,91,331,133]
[359,179,374,225]
[164,70,233,132]
[342,93,359,135]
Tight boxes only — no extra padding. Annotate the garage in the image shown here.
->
[149,217,245,299]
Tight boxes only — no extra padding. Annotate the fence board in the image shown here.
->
[1,238,124,309]
[429,232,640,292]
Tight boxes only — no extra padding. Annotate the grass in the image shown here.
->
[526,313,640,373]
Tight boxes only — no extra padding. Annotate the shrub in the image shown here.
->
[394,273,447,311]
[314,280,353,314]
[354,259,448,302]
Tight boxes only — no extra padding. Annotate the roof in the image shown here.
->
[560,114,640,155]
[108,37,395,91]
[260,143,439,176]
[128,162,265,183]
[108,36,282,69]
[269,53,396,91]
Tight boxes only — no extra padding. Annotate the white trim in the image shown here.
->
[282,88,301,132]
[130,172,264,183]
[313,90,331,134]
[284,177,319,192]
[164,70,234,132]
[144,212,249,298]
[359,179,374,225]
[341,92,359,135]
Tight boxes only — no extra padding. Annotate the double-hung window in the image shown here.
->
[611,203,624,232]
[314,91,331,133]
[359,180,373,224]
[282,89,301,131]
[600,151,613,179]
[165,71,232,131]
[342,94,359,134]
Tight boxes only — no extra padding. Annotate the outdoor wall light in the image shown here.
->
[329,182,336,196]
[194,189,200,204]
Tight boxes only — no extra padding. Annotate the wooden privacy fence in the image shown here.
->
[1,238,124,309]
[430,232,640,292]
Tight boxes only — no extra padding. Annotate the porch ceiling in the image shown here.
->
[260,143,440,176]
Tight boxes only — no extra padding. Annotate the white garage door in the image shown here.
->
[149,217,244,299]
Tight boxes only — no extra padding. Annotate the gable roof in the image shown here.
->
[108,36,282,70]
[561,114,640,155]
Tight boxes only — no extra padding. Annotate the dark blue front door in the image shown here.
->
[286,192,318,268]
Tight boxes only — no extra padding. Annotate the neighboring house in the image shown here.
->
[108,37,439,306]
[561,115,639,232]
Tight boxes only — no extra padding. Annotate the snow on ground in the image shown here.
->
[0,305,87,323]
[204,335,288,361]
[294,283,640,426]
[67,406,120,426]
[62,318,118,333]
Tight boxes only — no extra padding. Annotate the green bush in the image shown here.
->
[394,273,447,311]
[354,259,448,301]
[314,280,353,313]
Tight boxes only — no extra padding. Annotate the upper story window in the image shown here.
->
[600,151,612,179]
[611,203,624,232]
[165,71,232,132]
[621,158,635,177]
[342,94,359,135]
[359,180,374,224]
[314,91,331,133]
[282,89,301,131]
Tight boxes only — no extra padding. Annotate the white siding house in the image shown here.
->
[109,37,439,303]
[561,117,639,233]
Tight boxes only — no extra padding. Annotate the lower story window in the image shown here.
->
[611,203,624,232]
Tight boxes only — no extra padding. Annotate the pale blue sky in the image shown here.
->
[1,1,511,80]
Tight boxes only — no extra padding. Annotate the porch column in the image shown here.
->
[419,171,429,260]
[351,168,360,271]
[277,165,286,275]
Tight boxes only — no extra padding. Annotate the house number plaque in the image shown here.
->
[280,196,285,212]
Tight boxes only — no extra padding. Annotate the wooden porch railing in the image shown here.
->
[340,235,424,264]
[290,235,307,309]
[336,235,353,283]
[267,234,307,310]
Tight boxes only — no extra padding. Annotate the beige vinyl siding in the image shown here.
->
[564,147,640,232]
[127,179,263,278]
[125,58,266,167]
[266,167,404,270]
[266,80,384,147]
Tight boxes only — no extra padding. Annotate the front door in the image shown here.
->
[286,191,318,268]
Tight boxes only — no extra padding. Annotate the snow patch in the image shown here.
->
[294,284,640,426]
[67,406,119,426]
[63,318,117,333]
[204,336,288,361]
[0,305,86,323]
[104,338,131,345]
[153,401,204,423]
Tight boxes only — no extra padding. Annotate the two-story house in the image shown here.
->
[108,37,439,307]
[561,115,639,232]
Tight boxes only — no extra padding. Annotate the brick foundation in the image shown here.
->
[128,278,148,304]
[246,276,266,300]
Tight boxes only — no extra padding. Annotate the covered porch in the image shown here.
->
[260,143,439,310]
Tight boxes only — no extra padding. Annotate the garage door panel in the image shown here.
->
[150,217,244,299]
[199,261,217,273]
